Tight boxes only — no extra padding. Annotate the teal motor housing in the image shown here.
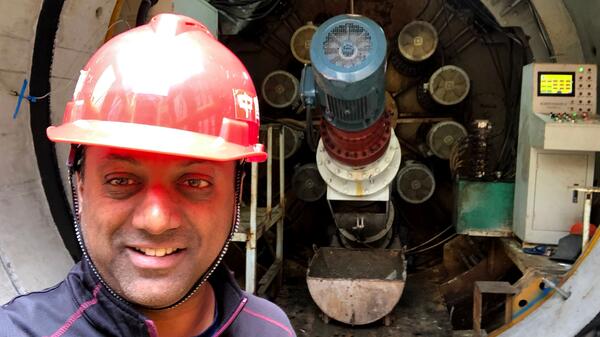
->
[308,14,387,132]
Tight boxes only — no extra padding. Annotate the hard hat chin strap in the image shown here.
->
[67,145,245,311]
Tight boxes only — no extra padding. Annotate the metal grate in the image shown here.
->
[325,94,368,122]
[262,71,298,108]
[292,163,326,202]
[428,121,467,160]
[397,165,435,204]
[323,22,372,68]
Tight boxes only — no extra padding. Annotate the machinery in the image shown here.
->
[450,119,515,237]
[290,22,318,64]
[395,64,471,114]
[301,14,400,248]
[292,163,326,202]
[300,14,405,325]
[259,124,303,160]
[426,121,468,160]
[386,20,439,94]
[9,0,600,334]
[514,63,599,244]
[261,70,300,109]
[395,161,436,204]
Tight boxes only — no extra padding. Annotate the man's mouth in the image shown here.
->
[132,247,182,257]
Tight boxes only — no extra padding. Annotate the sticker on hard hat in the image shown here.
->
[233,89,258,120]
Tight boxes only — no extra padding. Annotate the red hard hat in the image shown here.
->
[47,13,266,162]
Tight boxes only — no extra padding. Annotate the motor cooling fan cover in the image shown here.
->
[310,14,386,84]
[427,121,467,159]
[396,162,435,204]
[291,23,317,64]
[261,70,299,108]
[428,65,470,105]
[292,163,326,202]
[397,20,438,62]
[322,21,372,69]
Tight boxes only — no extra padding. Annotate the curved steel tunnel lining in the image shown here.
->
[30,0,80,261]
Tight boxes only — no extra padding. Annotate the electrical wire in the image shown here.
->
[275,118,306,131]
[136,0,158,26]
[237,0,281,21]
[405,225,454,252]
[407,233,458,255]
[415,0,431,19]
[452,0,528,179]
[304,105,318,152]
[212,0,281,22]
[22,19,131,103]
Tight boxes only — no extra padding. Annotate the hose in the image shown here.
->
[305,105,318,152]
[136,0,159,27]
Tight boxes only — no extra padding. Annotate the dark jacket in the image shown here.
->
[0,261,295,337]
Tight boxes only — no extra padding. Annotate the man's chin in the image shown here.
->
[118,279,193,309]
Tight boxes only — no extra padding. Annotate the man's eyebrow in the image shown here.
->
[103,153,140,165]
[181,159,208,167]
[102,154,208,167]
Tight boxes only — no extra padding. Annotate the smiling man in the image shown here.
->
[0,14,295,337]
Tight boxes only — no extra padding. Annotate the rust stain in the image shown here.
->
[355,181,364,196]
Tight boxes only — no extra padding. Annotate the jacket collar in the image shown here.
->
[68,260,247,336]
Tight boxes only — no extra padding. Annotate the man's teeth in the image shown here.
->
[134,247,179,257]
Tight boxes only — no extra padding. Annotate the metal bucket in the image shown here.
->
[307,247,406,325]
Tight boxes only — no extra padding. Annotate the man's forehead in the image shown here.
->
[86,146,213,167]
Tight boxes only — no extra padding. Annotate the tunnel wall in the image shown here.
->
[0,0,115,303]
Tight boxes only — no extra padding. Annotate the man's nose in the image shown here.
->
[131,186,180,234]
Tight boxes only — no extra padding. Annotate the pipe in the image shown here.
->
[104,0,124,42]
[583,193,592,252]
[136,0,159,27]
[305,105,317,152]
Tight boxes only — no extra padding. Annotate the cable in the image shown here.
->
[236,0,281,21]
[405,225,453,252]
[213,0,281,22]
[135,0,158,26]
[304,105,318,152]
[415,0,431,19]
[407,233,458,255]
[275,118,306,131]
[23,18,130,103]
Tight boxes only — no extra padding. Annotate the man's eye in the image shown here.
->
[107,177,137,186]
[182,178,210,189]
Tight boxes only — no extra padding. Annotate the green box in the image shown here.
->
[174,0,218,37]
[454,180,514,237]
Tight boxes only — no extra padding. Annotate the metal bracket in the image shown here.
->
[542,278,571,300]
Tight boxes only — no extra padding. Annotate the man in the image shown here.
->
[0,13,295,337]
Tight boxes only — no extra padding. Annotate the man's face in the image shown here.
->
[77,146,236,308]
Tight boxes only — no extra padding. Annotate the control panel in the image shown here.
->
[529,63,597,116]
[521,63,600,151]
[515,63,599,244]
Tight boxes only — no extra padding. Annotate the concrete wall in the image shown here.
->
[564,0,600,66]
[0,0,68,303]
[0,0,114,303]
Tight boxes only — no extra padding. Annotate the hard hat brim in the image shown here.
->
[47,120,267,162]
